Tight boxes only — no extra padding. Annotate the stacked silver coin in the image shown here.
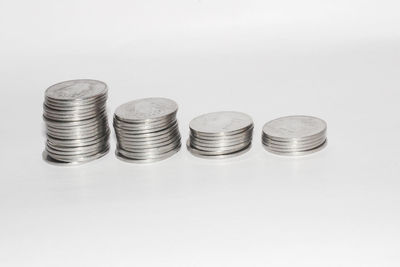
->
[43,79,110,165]
[114,98,181,163]
[187,111,254,158]
[262,115,327,156]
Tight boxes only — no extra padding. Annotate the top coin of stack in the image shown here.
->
[113,97,181,163]
[43,79,110,165]
[262,115,327,156]
[187,111,254,158]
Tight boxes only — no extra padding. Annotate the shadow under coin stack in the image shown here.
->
[262,115,327,156]
[43,79,110,165]
[114,98,181,163]
[187,111,254,158]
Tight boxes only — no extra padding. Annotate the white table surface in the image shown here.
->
[1,0,399,266]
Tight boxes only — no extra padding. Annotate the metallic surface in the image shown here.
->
[262,115,327,156]
[187,111,253,159]
[43,79,110,165]
[114,98,181,163]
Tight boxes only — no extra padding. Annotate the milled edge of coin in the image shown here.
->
[42,146,110,166]
[262,132,326,146]
[117,137,181,156]
[115,144,181,164]
[189,138,252,152]
[186,140,252,159]
[262,135,327,151]
[45,141,110,159]
[262,139,328,156]
[118,134,181,150]
[114,120,179,135]
[262,140,326,153]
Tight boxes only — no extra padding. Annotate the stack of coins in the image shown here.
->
[262,115,327,156]
[114,98,181,163]
[43,79,110,165]
[187,111,254,158]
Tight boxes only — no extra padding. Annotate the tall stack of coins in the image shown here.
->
[114,98,181,163]
[262,115,327,156]
[187,111,254,158]
[43,79,110,165]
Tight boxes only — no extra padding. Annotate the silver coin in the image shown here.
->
[43,79,110,165]
[117,140,181,156]
[263,139,327,156]
[117,131,180,148]
[187,111,253,158]
[44,100,107,113]
[190,139,251,153]
[115,122,179,139]
[45,149,109,164]
[43,105,106,118]
[43,147,109,166]
[47,135,109,148]
[115,144,181,164]
[46,129,109,141]
[117,131,180,146]
[187,140,252,159]
[46,122,108,136]
[47,130,110,147]
[114,120,178,135]
[113,98,181,163]
[44,112,108,128]
[113,111,176,125]
[114,115,176,130]
[190,129,253,143]
[44,94,107,107]
[117,142,181,159]
[190,135,252,148]
[189,111,253,135]
[262,115,327,141]
[45,143,109,161]
[263,137,327,152]
[118,134,181,150]
[45,92,107,103]
[46,141,109,156]
[44,112,102,122]
[262,134,326,148]
[117,139,181,157]
[45,79,108,101]
[189,140,250,155]
[262,131,326,145]
[190,127,253,138]
[114,98,178,123]
[46,144,109,159]
[262,115,327,156]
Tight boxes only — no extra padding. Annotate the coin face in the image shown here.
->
[190,111,253,134]
[45,79,108,100]
[115,98,178,122]
[262,140,327,156]
[262,115,327,140]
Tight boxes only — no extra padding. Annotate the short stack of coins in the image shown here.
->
[114,97,181,163]
[43,79,110,165]
[187,111,254,158]
[262,115,327,156]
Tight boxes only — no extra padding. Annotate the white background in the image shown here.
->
[1,0,400,266]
